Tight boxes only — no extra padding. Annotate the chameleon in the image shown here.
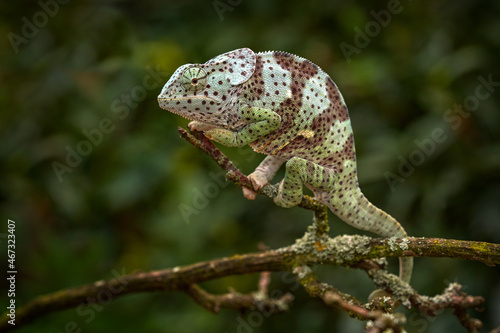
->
[157,48,413,285]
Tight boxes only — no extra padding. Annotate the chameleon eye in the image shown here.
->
[181,67,207,92]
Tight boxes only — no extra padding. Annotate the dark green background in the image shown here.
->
[1,1,499,332]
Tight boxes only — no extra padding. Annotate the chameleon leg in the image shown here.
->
[249,155,287,189]
[274,157,336,208]
[243,155,287,200]
[203,106,281,147]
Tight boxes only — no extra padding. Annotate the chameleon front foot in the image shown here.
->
[242,187,257,200]
[242,171,270,200]
[242,155,287,201]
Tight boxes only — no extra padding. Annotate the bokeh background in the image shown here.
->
[1,1,499,332]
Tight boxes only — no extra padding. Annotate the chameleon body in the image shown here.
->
[158,48,413,284]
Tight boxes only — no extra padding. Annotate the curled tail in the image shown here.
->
[322,186,413,283]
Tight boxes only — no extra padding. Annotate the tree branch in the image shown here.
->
[3,127,498,332]
[185,272,294,314]
[1,232,497,331]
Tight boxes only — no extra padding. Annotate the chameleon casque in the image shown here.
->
[158,48,413,284]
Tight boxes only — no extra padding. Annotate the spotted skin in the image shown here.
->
[158,48,413,284]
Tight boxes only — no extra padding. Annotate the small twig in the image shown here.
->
[178,127,251,188]
[185,284,293,314]
[258,271,271,296]
[412,283,484,333]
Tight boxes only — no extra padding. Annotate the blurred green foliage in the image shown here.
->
[1,0,499,332]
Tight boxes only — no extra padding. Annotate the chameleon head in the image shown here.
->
[158,48,257,127]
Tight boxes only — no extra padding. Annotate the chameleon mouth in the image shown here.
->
[157,96,217,102]
[157,94,218,104]
[187,120,228,133]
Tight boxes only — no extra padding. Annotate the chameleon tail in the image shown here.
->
[324,187,413,283]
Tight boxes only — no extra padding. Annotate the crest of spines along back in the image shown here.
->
[259,50,322,76]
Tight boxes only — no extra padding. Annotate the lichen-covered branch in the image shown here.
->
[293,265,406,332]
[2,128,498,332]
[1,231,497,332]
[295,264,486,333]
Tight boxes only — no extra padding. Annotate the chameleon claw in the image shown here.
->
[242,187,258,200]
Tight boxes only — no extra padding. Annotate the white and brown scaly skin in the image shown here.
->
[158,48,413,284]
